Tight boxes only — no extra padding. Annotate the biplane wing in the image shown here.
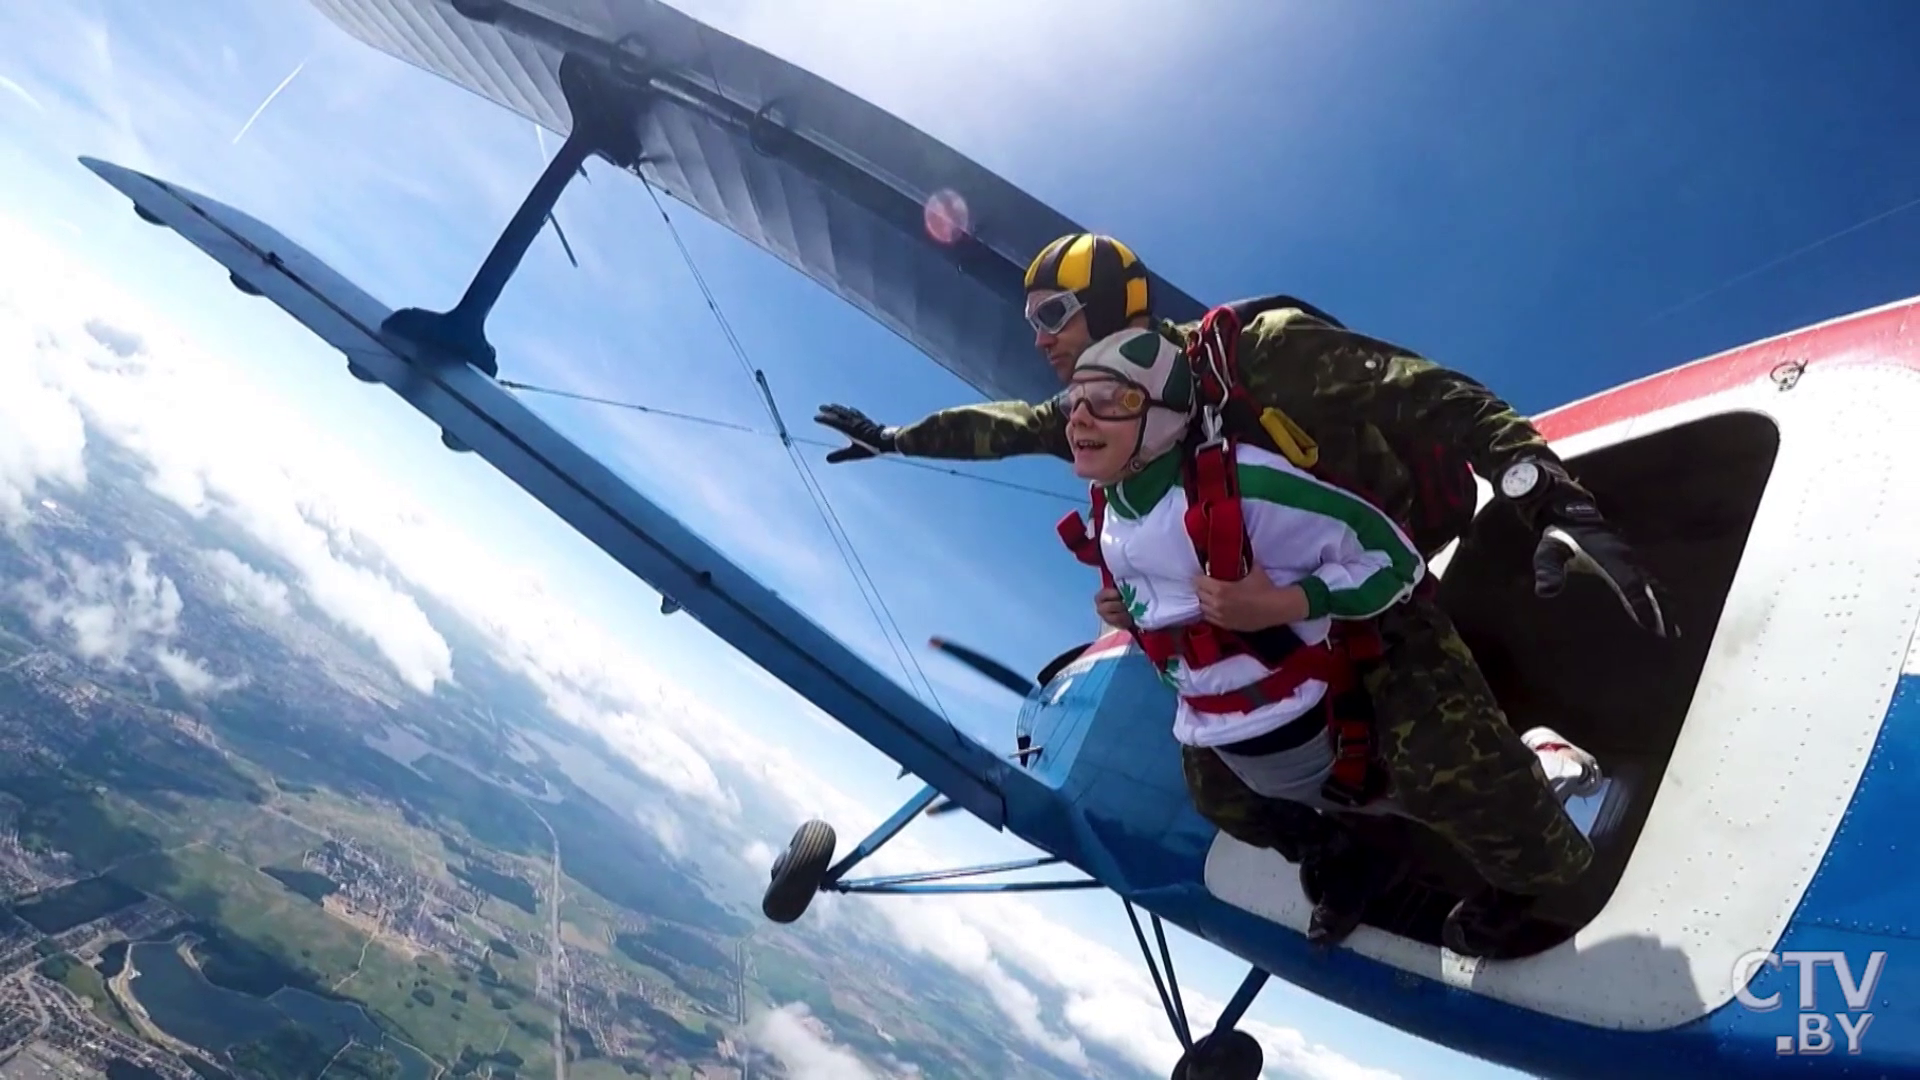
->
[79,155,1034,829]
[304,0,1208,405]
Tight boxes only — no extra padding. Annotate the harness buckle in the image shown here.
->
[1197,404,1227,447]
[1322,710,1382,808]
[1182,624,1228,668]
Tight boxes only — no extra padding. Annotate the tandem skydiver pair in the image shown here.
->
[813,232,1673,957]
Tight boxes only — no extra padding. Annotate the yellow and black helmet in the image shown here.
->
[1023,232,1150,339]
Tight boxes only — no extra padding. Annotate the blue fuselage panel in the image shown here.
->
[1021,643,1920,1079]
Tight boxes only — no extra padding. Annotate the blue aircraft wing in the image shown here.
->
[302,0,1208,405]
[80,156,1024,828]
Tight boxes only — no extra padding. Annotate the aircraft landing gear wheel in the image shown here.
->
[1170,1029,1262,1080]
[762,820,835,925]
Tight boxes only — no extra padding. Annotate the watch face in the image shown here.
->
[1501,462,1541,499]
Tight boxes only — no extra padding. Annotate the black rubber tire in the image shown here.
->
[762,820,836,924]
[1170,1029,1263,1080]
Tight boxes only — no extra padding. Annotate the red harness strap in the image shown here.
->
[1057,487,1113,587]
[1056,306,1391,807]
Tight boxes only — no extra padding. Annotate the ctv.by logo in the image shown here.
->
[1732,949,1886,1055]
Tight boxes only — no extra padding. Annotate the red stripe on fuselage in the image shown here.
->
[1533,298,1920,442]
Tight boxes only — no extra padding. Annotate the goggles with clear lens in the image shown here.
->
[1066,376,1150,420]
[1025,289,1084,335]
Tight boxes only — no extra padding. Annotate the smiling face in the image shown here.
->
[1065,373,1148,484]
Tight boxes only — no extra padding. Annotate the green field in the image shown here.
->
[0,725,748,1080]
[111,845,366,987]
[102,842,563,1074]
[36,952,140,1035]
[449,861,538,915]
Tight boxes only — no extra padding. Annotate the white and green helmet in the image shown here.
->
[1072,327,1195,469]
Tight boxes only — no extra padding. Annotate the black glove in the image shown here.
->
[814,404,898,464]
[1532,496,1676,639]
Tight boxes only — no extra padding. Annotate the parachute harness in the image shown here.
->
[1057,306,1387,808]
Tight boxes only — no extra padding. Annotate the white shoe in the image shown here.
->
[1522,726,1604,801]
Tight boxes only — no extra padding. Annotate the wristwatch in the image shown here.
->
[1498,459,1545,501]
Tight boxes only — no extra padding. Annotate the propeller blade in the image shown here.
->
[927,637,1037,698]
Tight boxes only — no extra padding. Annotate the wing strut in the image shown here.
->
[378,52,645,377]
[381,42,944,717]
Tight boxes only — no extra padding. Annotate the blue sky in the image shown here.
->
[4,1,1920,1077]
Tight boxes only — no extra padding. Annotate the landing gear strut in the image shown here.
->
[759,784,1101,926]
[759,787,1268,1077]
[1125,901,1269,1080]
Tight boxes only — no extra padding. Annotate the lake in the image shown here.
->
[126,941,436,1080]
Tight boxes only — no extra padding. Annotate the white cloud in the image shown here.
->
[154,646,242,697]
[0,303,88,528]
[748,1003,881,1080]
[0,224,455,696]
[15,544,182,667]
[0,73,44,115]
[202,548,296,619]
[10,541,240,697]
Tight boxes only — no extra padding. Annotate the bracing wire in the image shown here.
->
[1642,190,1920,324]
[629,172,954,720]
[493,379,1081,504]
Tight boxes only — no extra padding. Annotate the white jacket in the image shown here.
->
[1099,442,1424,748]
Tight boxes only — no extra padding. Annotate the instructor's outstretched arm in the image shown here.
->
[814,395,1072,463]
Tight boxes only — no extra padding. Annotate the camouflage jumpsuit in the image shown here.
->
[890,306,1593,896]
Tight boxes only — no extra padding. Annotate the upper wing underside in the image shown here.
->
[305,0,1207,404]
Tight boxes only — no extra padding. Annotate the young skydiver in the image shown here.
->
[1066,328,1426,802]
[1058,324,1604,956]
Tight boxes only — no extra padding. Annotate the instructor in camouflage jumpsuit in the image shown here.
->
[814,233,1672,957]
